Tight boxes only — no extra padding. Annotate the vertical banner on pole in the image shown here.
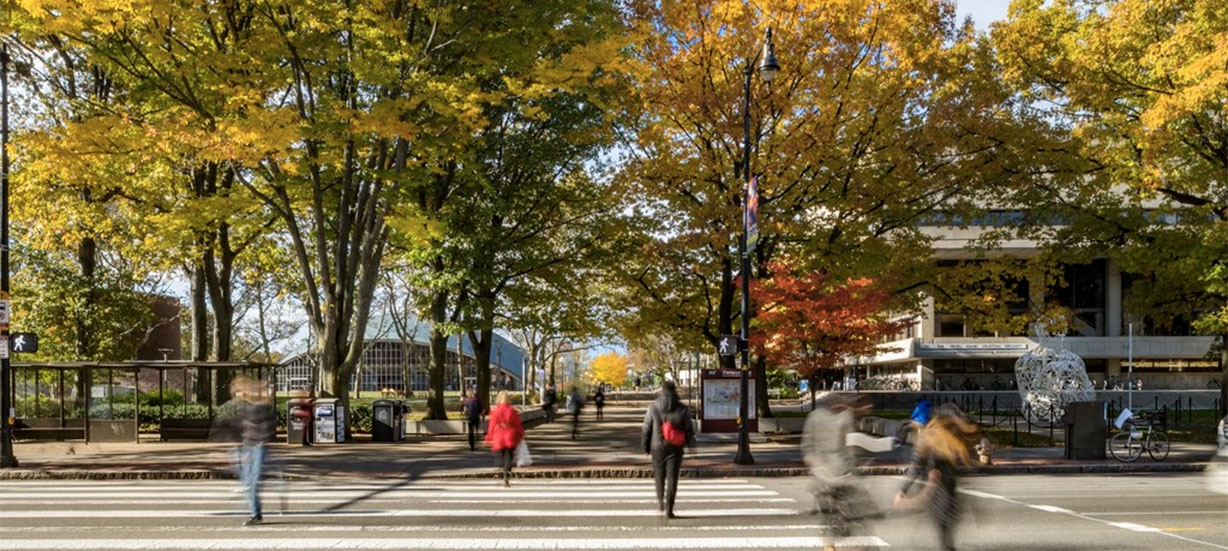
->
[745,176,759,252]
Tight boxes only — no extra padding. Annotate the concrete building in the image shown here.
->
[858,218,1220,391]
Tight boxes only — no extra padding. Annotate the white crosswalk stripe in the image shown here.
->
[0,478,889,549]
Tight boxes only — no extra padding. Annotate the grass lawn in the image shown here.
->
[982,426,1061,448]
[1146,409,1223,444]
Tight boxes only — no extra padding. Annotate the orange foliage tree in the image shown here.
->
[749,262,908,380]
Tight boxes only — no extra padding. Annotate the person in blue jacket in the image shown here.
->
[897,398,932,446]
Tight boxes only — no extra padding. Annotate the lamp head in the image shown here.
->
[759,28,780,83]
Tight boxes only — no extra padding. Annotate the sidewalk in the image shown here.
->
[0,407,1216,480]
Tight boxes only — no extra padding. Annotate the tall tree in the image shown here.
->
[993,0,1228,411]
[618,0,1012,416]
[749,260,908,383]
[400,0,629,419]
[591,352,629,388]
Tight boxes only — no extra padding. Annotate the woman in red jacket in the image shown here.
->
[484,391,525,486]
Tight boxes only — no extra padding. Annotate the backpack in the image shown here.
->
[661,409,688,448]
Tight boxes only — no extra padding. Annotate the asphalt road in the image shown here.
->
[0,473,1223,550]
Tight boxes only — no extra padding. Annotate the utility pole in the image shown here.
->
[1,42,18,468]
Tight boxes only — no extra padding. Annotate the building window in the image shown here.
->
[938,313,966,337]
[1052,260,1106,336]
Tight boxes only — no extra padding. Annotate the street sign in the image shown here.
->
[0,299,9,325]
[0,336,8,359]
[745,175,759,252]
[717,335,739,357]
[10,333,36,353]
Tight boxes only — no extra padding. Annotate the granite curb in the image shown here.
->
[0,462,1207,480]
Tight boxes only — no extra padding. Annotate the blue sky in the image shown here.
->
[957,0,1012,30]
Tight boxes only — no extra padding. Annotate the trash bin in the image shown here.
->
[372,399,405,442]
[287,397,314,445]
[1062,400,1106,460]
[313,398,346,444]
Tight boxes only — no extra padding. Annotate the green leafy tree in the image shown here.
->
[993,0,1228,409]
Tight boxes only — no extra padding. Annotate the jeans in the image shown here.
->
[239,444,266,518]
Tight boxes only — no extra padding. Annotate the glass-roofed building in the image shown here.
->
[278,312,526,394]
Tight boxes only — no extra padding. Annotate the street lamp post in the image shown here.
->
[734,28,779,466]
[0,42,17,468]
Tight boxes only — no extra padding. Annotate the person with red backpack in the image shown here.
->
[642,380,695,518]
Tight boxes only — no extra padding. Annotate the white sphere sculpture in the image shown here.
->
[1014,344,1095,424]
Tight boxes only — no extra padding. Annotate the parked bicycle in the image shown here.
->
[1109,412,1169,463]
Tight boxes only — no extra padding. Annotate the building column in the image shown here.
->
[918,362,934,390]
[1107,258,1122,338]
[1106,358,1121,380]
[920,294,936,339]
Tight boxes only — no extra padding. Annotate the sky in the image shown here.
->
[957,0,1013,30]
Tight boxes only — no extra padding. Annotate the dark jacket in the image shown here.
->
[240,401,277,446]
[642,392,695,454]
[463,396,484,422]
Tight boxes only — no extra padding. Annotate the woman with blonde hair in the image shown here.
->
[894,411,979,550]
[484,391,525,486]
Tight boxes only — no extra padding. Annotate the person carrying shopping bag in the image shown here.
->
[485,391,525,487]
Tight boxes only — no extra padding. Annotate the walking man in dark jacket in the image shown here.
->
[542,385,558,423]
[642,381,695,518]
[463,389,484,451]
[232,376,276,526]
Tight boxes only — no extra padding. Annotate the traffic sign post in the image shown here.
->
[0,44,15,467]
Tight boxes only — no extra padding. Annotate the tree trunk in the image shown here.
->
[526,340,538,402]
[753,353,772,418]
[425,281,449,420]
[75,233,97,406]
[471,327,493,415]
[456,332,466,392]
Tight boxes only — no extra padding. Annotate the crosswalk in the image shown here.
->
[0,478,889,549]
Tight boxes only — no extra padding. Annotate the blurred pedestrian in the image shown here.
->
[642,380,695,518]
[463,389,484,452]
[567,386,585,439]
[896,397,932,447]
[803,395,877,550]
[229,376,276,526]
[485,391,525,487]
[594,388,605,421]
[894,411,979,551]
[542,385,558,423]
